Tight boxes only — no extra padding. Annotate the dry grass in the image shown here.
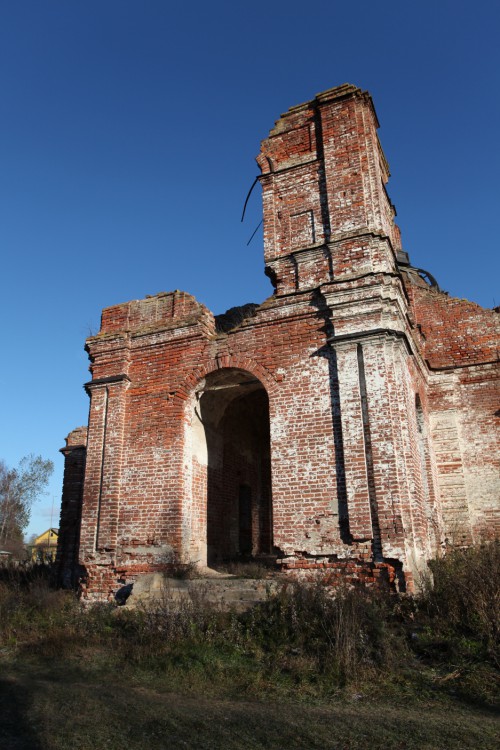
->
[421,540,500,666]
[1,661,499,750]
[0,543,499,748]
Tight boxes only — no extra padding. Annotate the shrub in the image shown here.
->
[160,549,199,579]
[131,582,220,643]
[0,559,56,588]
[419,540,500,666]
[240,580,400,683]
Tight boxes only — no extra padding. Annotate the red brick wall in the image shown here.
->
[402,281,499,545]
[60,84,499,599]
[56,427,87,587]
[406,283,499,369]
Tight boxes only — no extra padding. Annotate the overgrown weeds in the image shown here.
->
[160,549,199,579]
[239,581,400,684]
[0,542,498,707]
[0,559,56,588]
[417,540,500,668]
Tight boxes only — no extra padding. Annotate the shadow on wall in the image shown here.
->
[310,292,351,545]
[310,292,406,591]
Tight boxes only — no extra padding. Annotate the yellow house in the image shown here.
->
[31,528,58,563]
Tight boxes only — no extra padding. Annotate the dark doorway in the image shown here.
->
[238,484,253,556]
[197,369,272,566]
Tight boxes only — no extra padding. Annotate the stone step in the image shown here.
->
[122,572,280,612]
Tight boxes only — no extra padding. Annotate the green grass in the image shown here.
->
[0,544,499,749]
[1,657,498,750]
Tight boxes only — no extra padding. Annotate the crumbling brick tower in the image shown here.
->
[58,84,500,598]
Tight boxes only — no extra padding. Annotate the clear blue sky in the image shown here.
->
[0,1,498,538]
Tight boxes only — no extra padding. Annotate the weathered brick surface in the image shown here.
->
[56,427,87,587]
[403,278,499,545]
[405,282,499,369]
[58,84,499,599]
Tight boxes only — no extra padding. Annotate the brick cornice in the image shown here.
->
[84,374,131,395]
[328,327,414,355]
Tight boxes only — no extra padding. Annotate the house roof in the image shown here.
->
[33,528,59,545]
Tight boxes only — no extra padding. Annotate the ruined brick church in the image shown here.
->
[57,84,499,597]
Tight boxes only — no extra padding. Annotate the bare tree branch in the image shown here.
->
[0,455,54,545]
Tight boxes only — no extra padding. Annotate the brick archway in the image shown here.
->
[185,367,273,567]
[177,354,280,403]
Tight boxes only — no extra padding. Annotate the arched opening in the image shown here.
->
[191,368,272,567]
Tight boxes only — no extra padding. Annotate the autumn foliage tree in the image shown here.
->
[0,455,54,553]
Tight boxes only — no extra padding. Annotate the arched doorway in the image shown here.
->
[191,368,272,566]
